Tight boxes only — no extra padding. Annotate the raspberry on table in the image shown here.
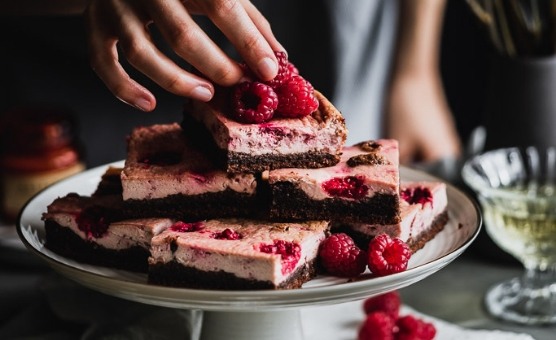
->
[367,234,412,276]
[275,75,319,118]
[319,233,367,277]
[395,315,436,340]
[231,81,278,123]
[358,311,396,340]
[363,291,401,319]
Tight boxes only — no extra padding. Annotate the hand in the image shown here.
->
[85,0,284,111]
[385,73,462,165]
[386,0,461,165]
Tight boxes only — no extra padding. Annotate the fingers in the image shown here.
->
[117,15,215,101]
[86,0,286,111]
[87,0,216,111]
[190,0,281,81]
[144,0,245,86]
[241,0,285,54]
[91,37,157,111]
[86,1,157,111]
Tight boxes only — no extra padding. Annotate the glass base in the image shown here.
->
[485,277,556,325]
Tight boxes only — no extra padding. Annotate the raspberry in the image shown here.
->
[358,311,396,340]
[170,221,204,233]
[367,234,412,276]
[287,61,299,77]
[259,240,301,274]
[265,51,293,88]
[363,291,401,319]
[395,315,436,340]
[275,75,319,118]
[213,228,241,240]
[231,81,278,123]
[322,176,369,199]
[319,233,367,277]
[76,206,110,238]
[401,187,433,205]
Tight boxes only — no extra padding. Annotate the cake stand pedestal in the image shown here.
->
[200,310,303,340]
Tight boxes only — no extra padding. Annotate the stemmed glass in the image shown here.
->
[462,146,556,325]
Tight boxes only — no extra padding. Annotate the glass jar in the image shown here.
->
[0,108,85,222]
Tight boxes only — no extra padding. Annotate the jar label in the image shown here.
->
[1,163,85,218]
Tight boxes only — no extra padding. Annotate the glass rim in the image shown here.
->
[461,146,556,201]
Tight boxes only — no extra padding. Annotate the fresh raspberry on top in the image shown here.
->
[275,75,319,118]
[395,315,436,340]
[319,233,367,277]
[358,311,396,340]
[231,81,278,123]
[363,291,401,320]
[287,61,299,77]
[367,234,412,276]
[265,51,293,88]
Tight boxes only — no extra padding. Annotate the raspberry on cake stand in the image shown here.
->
[17,162,481,340]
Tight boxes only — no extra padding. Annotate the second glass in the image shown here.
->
[462,146,556,325]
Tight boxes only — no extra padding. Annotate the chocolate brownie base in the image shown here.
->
[93,167,124,197]
[123,189,264,221]
[269,182,401,224]
[227,150,340,174]
[342,210,450,252]
[45,220,149,272]
[148,259,318,290]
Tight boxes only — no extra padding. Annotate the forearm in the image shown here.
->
[386,0,461,163]
[0,1,88,16]
[393,0,447,77]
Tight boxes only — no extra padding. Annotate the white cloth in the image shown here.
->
[302,301,536,340]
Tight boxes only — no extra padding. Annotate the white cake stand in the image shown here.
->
[17,162,481,340]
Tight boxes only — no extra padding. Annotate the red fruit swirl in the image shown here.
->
[322,176,369,200]
[259,239,301,275]
[170,221,204,233]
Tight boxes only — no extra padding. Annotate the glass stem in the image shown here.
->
[521,262,556,313]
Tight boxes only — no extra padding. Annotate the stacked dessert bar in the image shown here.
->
[43,55,449,290]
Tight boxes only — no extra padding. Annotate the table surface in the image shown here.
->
[1,223,555,340]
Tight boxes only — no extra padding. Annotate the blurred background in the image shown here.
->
[0,0,488,168]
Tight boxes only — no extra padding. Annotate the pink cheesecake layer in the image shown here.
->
[268,139,400,200]
[346,181,448,250]
[121,123,257,200]
[149,219,329,288]
[43,194,171,250]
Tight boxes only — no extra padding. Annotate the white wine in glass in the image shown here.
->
[463,146,556,325]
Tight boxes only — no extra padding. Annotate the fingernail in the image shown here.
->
[192,85,213,102]
[135,98,153,112]
[257,57,278,80]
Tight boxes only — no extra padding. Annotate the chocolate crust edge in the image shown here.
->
[340,210,450,252]
[148,258,318,290]
[227,151,341,173]
[44,220,149,273]
[123,190,264,221]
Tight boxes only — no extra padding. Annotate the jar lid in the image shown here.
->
[0,107,78,154]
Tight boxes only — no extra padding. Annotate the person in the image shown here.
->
[83,0,462,165]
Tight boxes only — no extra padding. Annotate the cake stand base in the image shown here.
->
[200,309,304,340]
